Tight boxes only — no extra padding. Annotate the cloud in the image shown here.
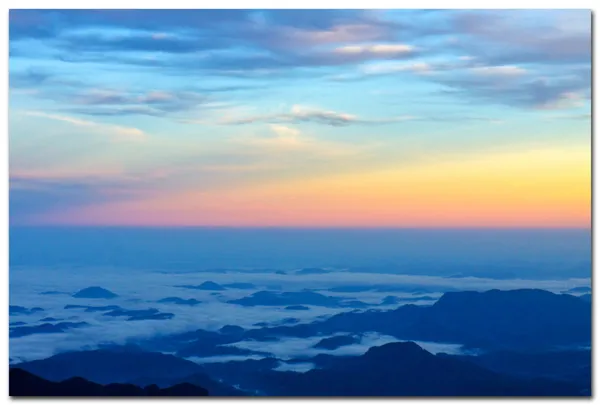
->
[334,43,414,56]
[230,124,376,160]
[9,10,591,114]
[9,174,153,224]
[468,65,527,77]
[434,68,590,110]
[10,262,590,361]
[21,111,146,141]
[545,113,591,121]
[452,10,591,65]
[9,66,254,118]
[9,10,416,74]
[66,89,210,117]
[359,61,433,76]
[221,105,416,127]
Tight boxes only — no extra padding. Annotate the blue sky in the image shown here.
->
[8,9,592,227]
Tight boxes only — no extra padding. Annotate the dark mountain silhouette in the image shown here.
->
[412,289,591,349]
[222,283,256,290]
[444,349,591,391]
[157,297,202,306]
[242,289,591,351]
[285,305,310,310]
[295,268,330,275]
[10,322,89,338]
[140,328,241,355]
[278,317,301,325]
[379,295,436,305]
[219,325,245,336]
[72,286,118,299]
[228,290,369,308]
[15,350,202,384]
[176,335,252,357]
[200,357,281,392]
[64,304,174,321]
[177,281,225,291]
[328,285,444,294]
[103,308,174,321]
[313,334,361,350]
[10,305,44,315]
[10,368,209,396]
[563,286,591,294]
[129,372,246,396]
[247,342,584,396]
[579,294,591,303]
[182,344,269,358]
[64,304,122,312]
[13,349,239,396]
[380,295,402,305]
[378,285,454,293]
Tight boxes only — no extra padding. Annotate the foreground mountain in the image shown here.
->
[14,348,243,396]
[10,368,209,396]
[239,342,584,396]
[444,349,591,392]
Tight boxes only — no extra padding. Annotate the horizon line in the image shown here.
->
[8,225,592,231]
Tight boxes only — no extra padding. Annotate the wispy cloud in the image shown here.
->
[232,124,378,158]
[22,111,146,141]
[221,105,417,127]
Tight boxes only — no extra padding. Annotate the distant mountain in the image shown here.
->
[222,283,256,290]
[64,304,122,312]
[13,349,240,396]
[157,297,202,306]
[414,289,591,349]
[10,322,89,338]
[313,334,361,350]
[379,295,436,305]
[327,285,443,294]
[10,368,209,396]
[228,290,369,308]
[177,281,226,291]
[102,308,174,321]
[72,287,118,299]
[10,305,44,315]
[563,286,591,294]
[295,268,331,275]
[219,325,245,336]
[243,289,591,351]
[248,342,583,396]
[285,305,310,311]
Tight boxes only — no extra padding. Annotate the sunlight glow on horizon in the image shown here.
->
[26,143,590,228]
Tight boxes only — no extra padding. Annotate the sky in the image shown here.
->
[8,9,592,227]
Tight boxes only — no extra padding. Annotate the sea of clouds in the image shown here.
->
[9,266,590,363]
